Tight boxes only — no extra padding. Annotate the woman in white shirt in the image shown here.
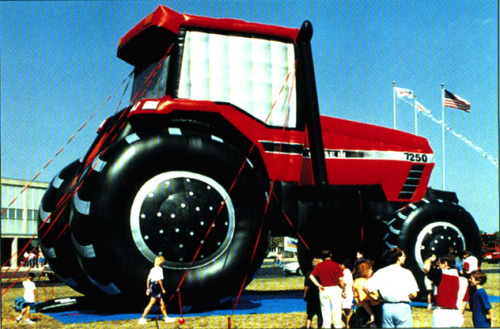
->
[341,259,354,327]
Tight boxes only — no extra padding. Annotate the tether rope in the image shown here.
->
[2,46,171,282]
[0,73,133,219]
[1,84,135,293]
[1,60,164,292]
[4,51,171,290]
[1,73,133,276]
[1,70,135,274]
[163,61,315,326]
[226,60,320,328]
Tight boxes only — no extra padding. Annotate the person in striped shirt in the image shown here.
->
[424,254,469,328]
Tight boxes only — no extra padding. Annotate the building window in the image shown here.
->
[2,208,26,220]
[28,209,39,220]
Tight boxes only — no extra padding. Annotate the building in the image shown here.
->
[1,178,48,267]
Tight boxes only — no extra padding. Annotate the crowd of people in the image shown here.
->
[13,247,493,327]
[304,248,494,328]
[21,250,45,269]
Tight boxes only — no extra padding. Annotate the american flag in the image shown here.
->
[444,89,471,113]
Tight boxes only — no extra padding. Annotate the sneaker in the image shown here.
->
[16,316,22,322]
[138,318,147,324]
[427,304,432,310]
[164,317,175,323]
[25,319,35,324]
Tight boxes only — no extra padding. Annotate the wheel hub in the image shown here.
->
[414,221,465,270]
[131,171,235,269]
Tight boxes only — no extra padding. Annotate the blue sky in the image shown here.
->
[1,1,498,233]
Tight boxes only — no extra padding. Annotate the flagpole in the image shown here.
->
[414,94,418,135]
[392,81,396,129]
[441,83,446,190]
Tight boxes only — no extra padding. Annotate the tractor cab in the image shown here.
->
[119,5,299,129]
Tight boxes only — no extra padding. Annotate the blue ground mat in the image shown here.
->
[43,291,305,324]
[41,292,500,324]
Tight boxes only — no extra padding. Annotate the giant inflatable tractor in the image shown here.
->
[38,6,481,307]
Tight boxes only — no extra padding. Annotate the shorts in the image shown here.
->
[149,281,163,299]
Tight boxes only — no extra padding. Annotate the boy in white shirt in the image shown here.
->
[16,272,37,324]
[138,256,175,324]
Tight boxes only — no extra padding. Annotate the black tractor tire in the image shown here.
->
[383,199,482,294]
[38,160,105,298]
[69,129,269,307]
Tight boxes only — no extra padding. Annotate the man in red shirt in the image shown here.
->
[309,250,346,328]
[424,254,469,327]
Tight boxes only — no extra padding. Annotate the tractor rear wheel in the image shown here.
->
[69,129,270,306]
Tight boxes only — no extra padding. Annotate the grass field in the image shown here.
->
[2,262,499,328]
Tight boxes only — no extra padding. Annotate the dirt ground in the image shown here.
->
[2,262,499,328]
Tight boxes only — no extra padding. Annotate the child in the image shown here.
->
[340,259,354,328]
[138,256,175,324]
[351,261,377,328]
[469,270,493,328]
[16,272,37,324]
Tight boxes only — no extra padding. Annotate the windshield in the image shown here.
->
[131,56,170,102]
[178,30,297,128]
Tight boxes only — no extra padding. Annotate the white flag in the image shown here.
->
[416,100,431,114]
[395,87,414,99]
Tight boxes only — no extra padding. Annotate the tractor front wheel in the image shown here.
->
[383,199,481,294]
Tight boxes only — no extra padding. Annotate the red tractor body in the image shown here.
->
[38,6,480,307]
